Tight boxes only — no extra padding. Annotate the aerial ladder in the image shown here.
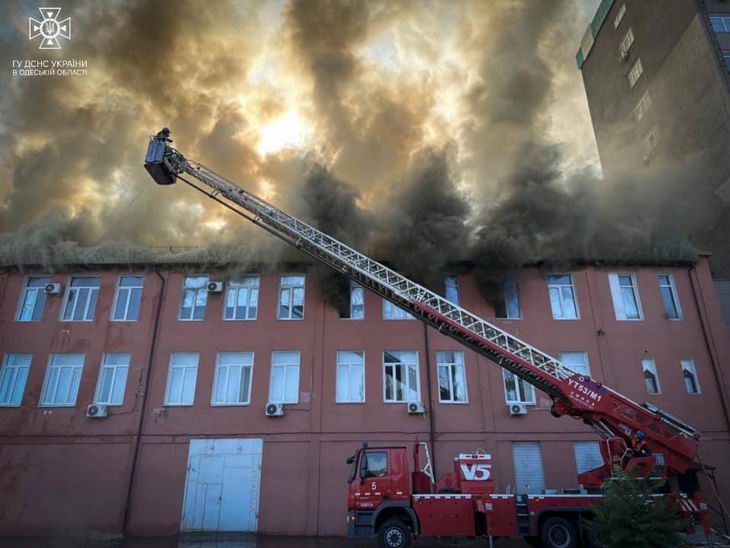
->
[144,127,702,493]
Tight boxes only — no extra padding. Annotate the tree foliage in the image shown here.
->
[589,466,685,548]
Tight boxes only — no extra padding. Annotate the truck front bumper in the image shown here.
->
[347,510,375,540]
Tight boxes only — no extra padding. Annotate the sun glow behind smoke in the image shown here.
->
[256,110,312,156]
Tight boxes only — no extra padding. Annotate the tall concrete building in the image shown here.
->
[1,257,728,537]
[576,0,730,278]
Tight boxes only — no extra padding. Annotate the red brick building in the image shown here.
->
[0,254,729,538]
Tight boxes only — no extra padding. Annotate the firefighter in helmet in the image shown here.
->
[631,430,650,457]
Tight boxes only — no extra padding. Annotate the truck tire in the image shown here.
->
[377,518,411,548]
[540,517,577,548]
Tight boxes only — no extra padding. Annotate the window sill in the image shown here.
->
[222,318,258,322]
[94,402,123,407]
[276,318,305,321]
[0,403,22,408]
[110,319,140,323]
[335,401,366,404]
[338,317,365,321]
[162,403,195,406]
[38,403,77,407]
[438,400,469,405]
[552,317,580,321]
[268,401,299,405]
[383,400,421,404]
[505,401,537,406]
[211,402,251,407]
[177,319,206,322]
[59,319,95,323]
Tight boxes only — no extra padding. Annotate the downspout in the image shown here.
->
[122,269,166,534]
[423,322,438,479]
[688,264,730,431]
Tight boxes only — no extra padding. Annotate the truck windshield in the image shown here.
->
[346,450,360,484]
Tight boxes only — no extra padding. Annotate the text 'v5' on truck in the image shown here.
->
[144,128,711,548]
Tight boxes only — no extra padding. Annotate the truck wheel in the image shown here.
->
[377,519,411,548]
[540,517,577,548]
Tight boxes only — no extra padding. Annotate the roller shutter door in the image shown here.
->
[574,441,603,474]
[512,441,545,493]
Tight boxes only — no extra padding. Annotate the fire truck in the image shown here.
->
[144,129,710,547]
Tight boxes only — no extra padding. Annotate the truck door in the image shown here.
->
[357,450,391,510]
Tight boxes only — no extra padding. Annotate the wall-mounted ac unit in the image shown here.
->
[44,282,62,295]
[86,404,108,418]
[265,402,284,417]
[509,403,528,416]
[407,401,425,414]
[207,281,223,293]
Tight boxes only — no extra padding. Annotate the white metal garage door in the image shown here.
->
[573,441,603,474]
[181,438,263,532]
[512,441,545,493]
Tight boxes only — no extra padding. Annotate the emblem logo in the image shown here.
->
[29,7,71,50]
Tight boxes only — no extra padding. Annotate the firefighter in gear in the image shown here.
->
[631,430,651,456]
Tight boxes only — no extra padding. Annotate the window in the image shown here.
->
[164,352,199,405]
[95,353,130,405]
[645,126,659,153]
[628,58,643,87]
[16,276,50,321]
[437,351,467,403]
[574,441,603,474]
[634,90,652,121]
[681,359,700,394]
[212,352,254,405]
[269,351,300,403]
[608,273,643,320]
[336,350,365,403]
[619,27,634,57]
[547,274,578,319]
[512,442,545,493]
[560,352,590,376]
[0,354,31,406]
[383,350,419,403]
[278,275,305,320]
[362,452,387,478]
[224,277,259,320]
[61,277,101,321]
[112,276,143,321]
[40,353,84,406]
[658,274,682,320]
[724,51,730,70]
[495,279,521,319]
[179,277,208,321]
[503,370,536,404]
[345,282,364,319]
[613,3,626,28]
[710,16,730,33]
[641,358,660,394]
[383,300,415,320]
[444,276,459,305]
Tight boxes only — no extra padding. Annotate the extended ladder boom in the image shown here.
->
[144,129,700,478]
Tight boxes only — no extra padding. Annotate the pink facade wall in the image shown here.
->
[0,256,729,537]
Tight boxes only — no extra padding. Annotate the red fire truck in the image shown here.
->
[144,129,711,548]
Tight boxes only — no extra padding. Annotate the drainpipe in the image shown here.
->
[688,264,730,431]
[122,269,166,535]
[423,322,438,479]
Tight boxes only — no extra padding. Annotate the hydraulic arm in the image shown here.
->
[144,128,700,484]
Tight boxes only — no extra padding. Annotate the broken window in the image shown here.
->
[278,275,305,320]
[61,277,101,321]
[681,359,700,394]
[437,351,467,403]
[224,277,259,320]
[383,350,419,402]
[336,350,365,403]
[179,276,208,321]
[112,276,143,321]
[642,358,660,394]
[548,274,578,319]
[17,276,50,321]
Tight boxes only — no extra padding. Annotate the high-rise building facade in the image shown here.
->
[0,257,728,537]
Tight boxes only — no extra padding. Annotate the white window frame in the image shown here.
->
[444,275,459,305]
[634,90,651,121]
[436,350,468,404]
[60,276,101,322]
[211,352,254,406]
[111,275,144,322]
[336,350,365,403]
[658,274,682,320]
[343,282,364,320]
[383,299,415,320]
[269,350,301,404]
[681,359,701,394]
[94,353,130,406]
[608,273,644,321]
[223,277,260,321]
[0,353,32,407]
[503,370,536,405]
[613,3,626,28]
[383,350,420,403]
[628,58,643,88]
[547,274,580,320]
[641,358,661,395]
[16,276,51,322]
[40,353,85,407]
[559,351,591,376]
[496,279,522,319]
[164,352,199,406]
[277,275,305,320]
[619,27,634,57]
[178,276,209,321]
[573,441,604,474]
[710,15,730,33]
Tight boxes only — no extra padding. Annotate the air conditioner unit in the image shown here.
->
[509,403,528,416]
[44,282,62,295]
[207,281,223,293]
[407,401,425,414]
[265,402,284,417]
[86,404,108,418]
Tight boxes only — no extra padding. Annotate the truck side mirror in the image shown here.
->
[359,453,368,482]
